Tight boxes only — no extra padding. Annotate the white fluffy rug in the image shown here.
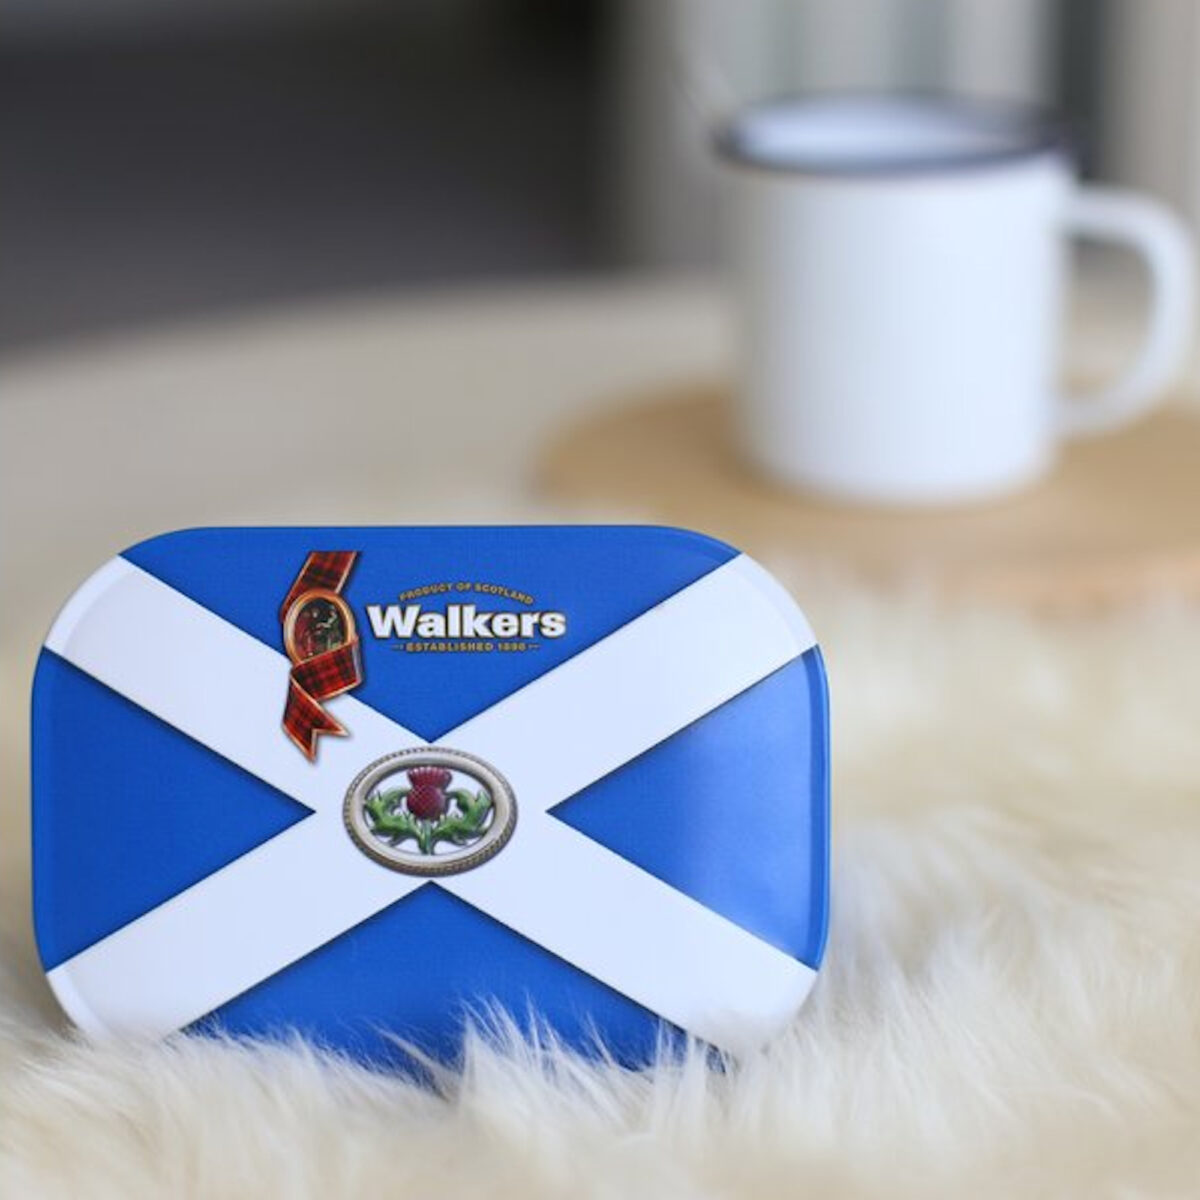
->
[4,564,1200,1198]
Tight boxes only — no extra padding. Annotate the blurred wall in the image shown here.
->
[0,0,389,42]
[1105,0,1200,231]
[614,0,1200,268]
[4,0,1195,348]
[0,2,604,349]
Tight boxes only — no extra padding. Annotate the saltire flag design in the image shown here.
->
[32,527,829,1064]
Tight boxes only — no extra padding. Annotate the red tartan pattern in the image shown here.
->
[283,641,362,758]
[280,551,362,760]
[279,550,357,622]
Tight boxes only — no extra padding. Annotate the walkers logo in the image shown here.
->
[366,580,567,654]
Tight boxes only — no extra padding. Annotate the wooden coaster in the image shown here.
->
[539,383,1200,609]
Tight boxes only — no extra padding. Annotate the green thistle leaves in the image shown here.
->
[363,788,428,851]
[364,785,494,856]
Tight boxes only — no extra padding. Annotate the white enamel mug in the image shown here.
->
[717,95,1196,505]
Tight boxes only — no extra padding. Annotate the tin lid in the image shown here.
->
[33,525,829,1064]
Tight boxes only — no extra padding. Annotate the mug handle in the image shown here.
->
[1057,186,1196,438]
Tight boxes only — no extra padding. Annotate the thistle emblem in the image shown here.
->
[344,748,517,876]
[403,766,452,819]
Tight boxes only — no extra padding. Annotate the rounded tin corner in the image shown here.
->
[31,861,113,1039]
[723,551,822,661]
[38,957,110,1040]
[36,527,223,668]
[591,524,825,654]
[623,522,744,566]
[38,555,138,668]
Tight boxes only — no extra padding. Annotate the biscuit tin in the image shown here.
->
[33,526,829,1063]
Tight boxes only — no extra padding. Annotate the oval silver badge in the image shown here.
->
[343,747,517,876]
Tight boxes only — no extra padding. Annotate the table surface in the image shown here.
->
[542,389,1200,609]
[2,279,729,618]
[5,264,1190,614]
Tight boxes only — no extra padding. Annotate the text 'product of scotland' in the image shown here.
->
[32,526,830,1064]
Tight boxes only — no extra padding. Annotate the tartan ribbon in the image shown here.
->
[281,551,362,760]
[279,551,358,621]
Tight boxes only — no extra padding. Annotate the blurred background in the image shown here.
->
[3,0,1197,352]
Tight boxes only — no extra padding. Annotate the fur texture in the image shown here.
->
[4,564,1200,1198]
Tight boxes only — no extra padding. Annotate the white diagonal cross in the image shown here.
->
[43,554,817,1055]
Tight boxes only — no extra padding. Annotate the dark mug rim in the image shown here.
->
[713,91,1073,178]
